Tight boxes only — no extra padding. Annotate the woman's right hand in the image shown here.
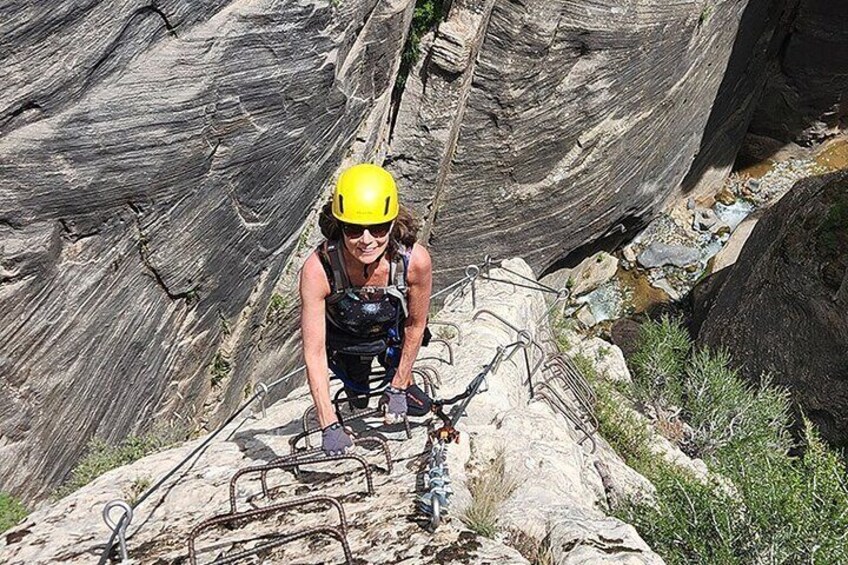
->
[321,422,353,456]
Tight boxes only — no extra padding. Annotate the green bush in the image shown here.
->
[599,317,848,565]
[0,492,28,533]
[715,421,848,564]
[629,315,690,409]
[616,462,750,565]
[54,434,171,499]
[682,349,792,458]
[592,377,652,464]
[396,0,444,89]
[550,310,576,352]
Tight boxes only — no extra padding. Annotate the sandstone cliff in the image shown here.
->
[387,0,792,282]
[749,0,848,145]
[0,0,416,501]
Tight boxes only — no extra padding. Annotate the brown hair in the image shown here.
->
[318,197,419,256]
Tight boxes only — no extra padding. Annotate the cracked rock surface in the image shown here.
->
[0,260,662,564]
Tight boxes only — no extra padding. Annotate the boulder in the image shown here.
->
[697,170,848,447]
[637,243,700,269]
[543,251,619,297]
[692,208,719,232]
[709,215,760,272]
[715,186,737,206]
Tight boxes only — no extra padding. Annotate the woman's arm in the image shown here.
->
[392,243,433,389]
[299,252,337,428]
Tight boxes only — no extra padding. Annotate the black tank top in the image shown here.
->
[318,241,410,352]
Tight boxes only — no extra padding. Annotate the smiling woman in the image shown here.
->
[300,164,433,456]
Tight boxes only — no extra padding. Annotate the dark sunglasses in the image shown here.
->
[341,221,393,239]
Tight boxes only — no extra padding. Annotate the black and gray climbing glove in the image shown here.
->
[379,386,408,424]
[321,422,353,456]
[404,384,433,417]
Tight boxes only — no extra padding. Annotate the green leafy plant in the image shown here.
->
[0,492,28,533]
[125,475,152,506]
[210,351,231,388]
[54,434,171,499]
[396,0,444,89]
[616,461,749,565]
[683,349,792,458]
[817,191,848,254]
[698,3,714,27]
[572,352,598,382]
[629,315,690,410]
[596,317,848,565]
[435,325,457,341]
[596,383,653,463]
[266,293,289,323]
[218,310,231,336]
[551,311,576,352]
[184,286,200,306]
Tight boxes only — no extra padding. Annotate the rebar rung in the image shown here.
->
[187,496,351,565]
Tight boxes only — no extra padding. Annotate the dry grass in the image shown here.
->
[462,449,520,538]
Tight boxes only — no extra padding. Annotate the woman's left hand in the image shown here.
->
[379,386,408,423]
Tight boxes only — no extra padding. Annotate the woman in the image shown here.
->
[299,163,433,455]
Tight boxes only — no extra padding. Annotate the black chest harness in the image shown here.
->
[319,240,410,356]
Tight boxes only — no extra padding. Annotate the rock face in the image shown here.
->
[697,171,848,447]
[2,0,842,507]
[750,0,848,145]
[0,0,415,501]
[0,260,663,564]
[388,0,793,283]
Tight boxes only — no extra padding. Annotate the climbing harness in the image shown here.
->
[320,239,411,332]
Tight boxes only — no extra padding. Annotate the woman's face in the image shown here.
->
[340,221,393,265]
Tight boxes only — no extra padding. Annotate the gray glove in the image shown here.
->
[321,422,353,456]
[379,386,407,424]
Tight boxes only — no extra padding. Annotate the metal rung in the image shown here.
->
[532,369,599,453]
[228,452,374,515]
[187,496,351,565]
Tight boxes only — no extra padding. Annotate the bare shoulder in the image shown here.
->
[407,243,432,282]
[300,251,330,298]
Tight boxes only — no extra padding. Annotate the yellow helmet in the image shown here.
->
[332,163,399,224]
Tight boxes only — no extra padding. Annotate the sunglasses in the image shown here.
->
[341,221,393,239]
